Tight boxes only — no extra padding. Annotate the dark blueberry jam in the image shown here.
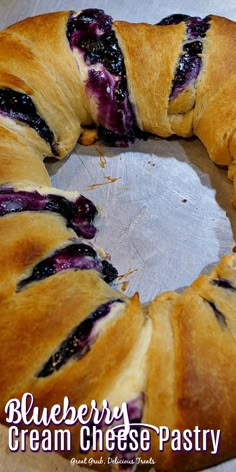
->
[112,393,145,470]
[100,259,119,284]
[0,187,97,239]
[212,278,236,291]
[67,9,138,146]
[0,88,58,155]
[17,242,118,290]
[186,16,210,40]
[97,124,150,147]
[183,40,203,55]
[158,15,211,100]
[85,393,144,471]
[170,54,202,99]
[126,393,145,424]
[157,14,190,25]
[36,299,125,377]
[207,300,227,327]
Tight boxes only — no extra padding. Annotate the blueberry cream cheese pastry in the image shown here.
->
[0,7,236,472]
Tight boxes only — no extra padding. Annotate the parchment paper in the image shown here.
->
[0,1,235,471]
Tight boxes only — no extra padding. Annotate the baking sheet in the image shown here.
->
[0,0,236,471]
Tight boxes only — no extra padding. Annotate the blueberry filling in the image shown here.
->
[100,259,118,284]
[0,88,58,155]
[97,125,150,148]
[170,53,202,100]
[157,15,211,101]
[126,393,145,424]
[206,299,227,327]
[111,393,145,471]
[84,393,144,471]
[68,9,121,75]
[36,299,124,377]
[157,14,190,26]
[212,279,236,291]
[186,16,210,40]
[17,242,118,290]
[170,16,210,100]
[67,9,139,146]
[183,40,203,55]
[0,188,97,239]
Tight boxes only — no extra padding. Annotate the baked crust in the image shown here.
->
[114,21,185,136]
[0,9,235,472]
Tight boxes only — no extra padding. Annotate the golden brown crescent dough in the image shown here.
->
[0,8,235,472]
